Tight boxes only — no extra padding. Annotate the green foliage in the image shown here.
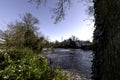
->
[1,13,44,53]
[0,13,68,80]
[53,36,80,49]
[0,48,68,80]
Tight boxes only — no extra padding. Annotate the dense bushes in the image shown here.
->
[0,48,67,80]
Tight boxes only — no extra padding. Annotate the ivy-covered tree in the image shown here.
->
[92,0,120,80]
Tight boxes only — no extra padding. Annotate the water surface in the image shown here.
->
[43,48,93,79]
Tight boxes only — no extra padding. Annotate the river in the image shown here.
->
[43,48,93,79]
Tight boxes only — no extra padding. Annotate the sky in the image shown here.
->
[0,0,94,42]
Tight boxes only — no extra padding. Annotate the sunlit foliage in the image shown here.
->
[0,48,68,80]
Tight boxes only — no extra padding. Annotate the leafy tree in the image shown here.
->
[2,13,43,53]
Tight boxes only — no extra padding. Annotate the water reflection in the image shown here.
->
[43,48,93,78]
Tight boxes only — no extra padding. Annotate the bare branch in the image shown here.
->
[29,0,46,6]
[52,0,71,24]
[28,0,93,23]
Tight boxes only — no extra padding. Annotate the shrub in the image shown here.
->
[0,48,67,80]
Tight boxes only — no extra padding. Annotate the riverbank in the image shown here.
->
[63,69,91,80]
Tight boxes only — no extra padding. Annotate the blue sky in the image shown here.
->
[0,0,94,42]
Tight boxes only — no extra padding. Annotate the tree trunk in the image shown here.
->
[93,0,120,80]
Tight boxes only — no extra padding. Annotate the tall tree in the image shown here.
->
[2,13,43,53]
[92,0,120,80]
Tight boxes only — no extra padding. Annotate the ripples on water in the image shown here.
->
[43,48,93,79]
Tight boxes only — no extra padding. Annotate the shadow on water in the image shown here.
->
[43,48,93,79]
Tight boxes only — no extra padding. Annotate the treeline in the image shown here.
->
[53,36,93,50]
[0,13,67,80]
[54,36,78,49]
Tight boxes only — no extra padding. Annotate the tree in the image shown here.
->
[2,13,43,53]
[92,0,120,80]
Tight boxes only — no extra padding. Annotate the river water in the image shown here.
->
[43,48,93,79]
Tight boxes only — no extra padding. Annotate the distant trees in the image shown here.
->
[65,37,77,48]
[53,36,92,49]
[53,36,78,49]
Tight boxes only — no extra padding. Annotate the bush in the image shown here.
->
[0,48,67,80]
